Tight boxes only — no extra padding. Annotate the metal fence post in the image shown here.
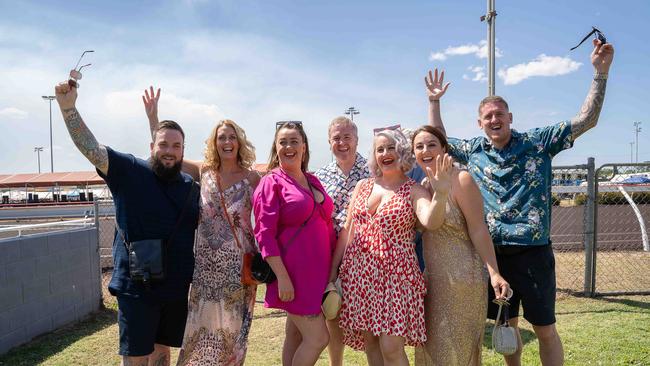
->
[584,157,596,296]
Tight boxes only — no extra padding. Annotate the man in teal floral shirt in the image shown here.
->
[426,39,614,365]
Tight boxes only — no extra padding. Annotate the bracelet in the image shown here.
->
[430,99,441,103]
[594,72,608,80]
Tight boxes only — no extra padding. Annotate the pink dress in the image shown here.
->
[339,178,426,350]
[253,168,335,315]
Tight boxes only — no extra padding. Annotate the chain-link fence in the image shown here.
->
[593,163,650,295]
[93,199,116,269]
[551,163,591,296]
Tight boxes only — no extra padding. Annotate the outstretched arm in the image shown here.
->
[55,82,109,175]
[142,86,161,141]
[425,68,450,136]
[571,39,614,139]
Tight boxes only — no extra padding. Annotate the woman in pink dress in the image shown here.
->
[253,121,336,365]
[329,128,451,366]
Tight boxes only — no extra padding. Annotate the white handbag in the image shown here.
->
[492,291,518,355]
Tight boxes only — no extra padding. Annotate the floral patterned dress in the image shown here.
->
[177,170,258,366]
[338,178,426,351]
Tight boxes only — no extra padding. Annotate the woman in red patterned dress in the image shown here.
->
[328,128,453,365]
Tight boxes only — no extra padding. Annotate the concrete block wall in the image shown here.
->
[0,227,101,354]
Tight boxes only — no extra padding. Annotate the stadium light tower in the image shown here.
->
[42,95,56,172]
[34,147,44,173]
[481,0,497,96]
[633,121,642,163]
[344,107,359,122]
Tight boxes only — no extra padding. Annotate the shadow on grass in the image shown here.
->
[0,307,117,366]
[596,296,650,310]
[482,322,536,349]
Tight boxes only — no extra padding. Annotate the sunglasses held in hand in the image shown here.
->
[68,50,94,88]
[570,27,607,51]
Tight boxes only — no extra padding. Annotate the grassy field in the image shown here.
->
[1,275,649,366]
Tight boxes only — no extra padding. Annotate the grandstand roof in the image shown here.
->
[0,164,268,189]
[0,171,105,189]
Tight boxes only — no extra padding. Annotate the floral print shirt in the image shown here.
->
[315,153,370,234]
[447,121,573,246]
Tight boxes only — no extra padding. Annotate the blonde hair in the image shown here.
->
[327,116,358,137]
[367,129,414,177]
[204,119,256,171]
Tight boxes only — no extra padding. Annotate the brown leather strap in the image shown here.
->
[215,172,244,250]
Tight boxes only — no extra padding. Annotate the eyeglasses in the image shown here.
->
[68,50,94,88]
[570,26,607,51]
[373,124,401,135]
[275,121,303,130]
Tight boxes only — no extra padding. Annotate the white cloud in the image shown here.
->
[467,66,487,82]
[429,40,502,62]
[497,54,582,85]
[429,52,447,61]
[0,107,28,119]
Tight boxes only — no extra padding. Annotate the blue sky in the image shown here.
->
[0,0,648,174]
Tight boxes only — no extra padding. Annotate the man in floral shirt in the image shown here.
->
[315,116,370,366]
[427,40,614,365]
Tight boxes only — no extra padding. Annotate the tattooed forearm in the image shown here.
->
[571,75,607,139]
[62,107,109,174]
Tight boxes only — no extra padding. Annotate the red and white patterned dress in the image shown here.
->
[338,178,427,350]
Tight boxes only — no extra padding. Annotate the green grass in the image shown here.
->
[1,283,649,365]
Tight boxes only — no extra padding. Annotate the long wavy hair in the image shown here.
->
[203,119,256,171]
[267,122,310,172]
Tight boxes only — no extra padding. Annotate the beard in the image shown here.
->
[151,155,183,181]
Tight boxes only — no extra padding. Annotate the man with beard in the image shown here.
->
[55,82,199,366]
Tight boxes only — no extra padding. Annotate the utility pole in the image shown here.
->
[630,142,634,164]
[34,147,43,173]
[633,121,642,163]
[42,95,56,172]
[344,107,360,122]
[481,0,497,96]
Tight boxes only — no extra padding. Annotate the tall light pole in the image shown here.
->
[633,121,642,163]
[42,95,56,172]
[481,0,497,96]
[630,142,634,164]
[34,147,43,173]
[344,107,359,122]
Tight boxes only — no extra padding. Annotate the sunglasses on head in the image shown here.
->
[373,124,401,135]
[570,26,607,51]
[275,121,303,130]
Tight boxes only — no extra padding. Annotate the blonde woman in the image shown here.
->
[143,88,260,365]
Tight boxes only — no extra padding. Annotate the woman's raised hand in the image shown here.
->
[424,68,450,101]
[142,86,161,121]
[425,153,453,196]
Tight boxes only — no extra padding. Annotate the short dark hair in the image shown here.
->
[155,120,185,140]
[478,95,509,116]
[410,125,449,153]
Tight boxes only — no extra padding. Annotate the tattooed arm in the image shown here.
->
[571,40,615,140]
[54,82,109,175]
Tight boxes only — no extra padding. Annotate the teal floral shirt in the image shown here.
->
[448,121,573,246]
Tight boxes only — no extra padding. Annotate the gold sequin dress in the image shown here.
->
[415,188,487,366]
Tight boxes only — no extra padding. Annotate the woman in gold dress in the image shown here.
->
[411,125,510,365]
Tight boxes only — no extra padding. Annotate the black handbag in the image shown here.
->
[118,182,197,285]
[127,239,166,283]
[252,180,317,284]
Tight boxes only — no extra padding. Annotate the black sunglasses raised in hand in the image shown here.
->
[570,27,607,51]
